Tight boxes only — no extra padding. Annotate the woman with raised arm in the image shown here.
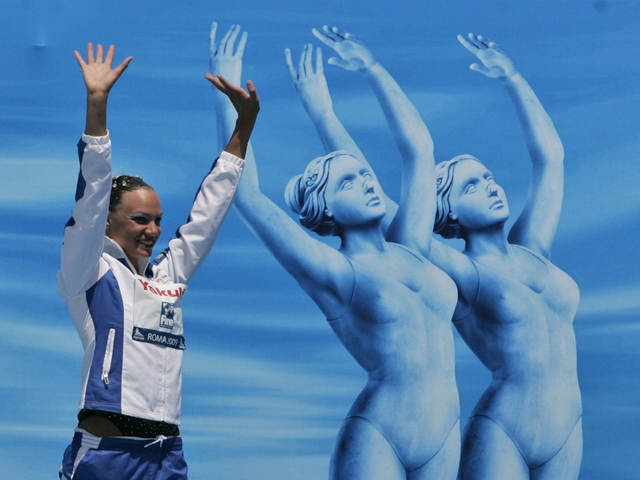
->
[209,23,460,480]
[58,42,258,479]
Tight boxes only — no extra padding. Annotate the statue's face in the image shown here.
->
[323,155,386,229]
[448,159,509,231]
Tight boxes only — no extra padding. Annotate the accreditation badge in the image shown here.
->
[131,275,188,350]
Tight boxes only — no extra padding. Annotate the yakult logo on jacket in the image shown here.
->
[137,279,186,299]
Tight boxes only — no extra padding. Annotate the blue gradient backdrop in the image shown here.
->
[1,1,638,478]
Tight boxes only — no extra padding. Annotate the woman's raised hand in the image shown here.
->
[74,43,132,98]
[206,74,259,160]
[206,75,259,125]
[75,43,132,136]
[457,33,517,79]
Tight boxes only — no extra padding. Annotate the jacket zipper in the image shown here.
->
[102,328,116,385]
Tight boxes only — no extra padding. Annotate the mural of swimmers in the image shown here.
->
[210,22,581,480]
[58,19,580,480]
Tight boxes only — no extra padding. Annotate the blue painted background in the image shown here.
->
[1,0,638,478]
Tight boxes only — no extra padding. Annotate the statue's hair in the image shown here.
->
[284,150,358,237]
[434,154,481,239]
[109,175,154,212]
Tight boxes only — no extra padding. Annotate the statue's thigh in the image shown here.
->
[330,416,405,480]
[409,418,460,480]
[532,418,582,480]
[458,415,529,480]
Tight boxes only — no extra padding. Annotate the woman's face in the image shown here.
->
[323,155,386,229]
[448,159,509,232]
[106,188,163,267]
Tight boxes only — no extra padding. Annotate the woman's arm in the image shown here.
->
[206,75,259,160]
[76,43,133,136]
[151,24,259,284]
[311,26,436,254]
[459,33,564,258]
[58,44,132,297]
[153,36,260,283]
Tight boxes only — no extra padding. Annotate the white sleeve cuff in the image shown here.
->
[219,150,246,167]
[81,131,111,144]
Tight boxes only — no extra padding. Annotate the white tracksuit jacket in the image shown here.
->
[58,133,244,425]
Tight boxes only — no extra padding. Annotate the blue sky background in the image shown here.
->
[1,0,639,478]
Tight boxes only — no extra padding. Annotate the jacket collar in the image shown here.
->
[103,236,151,275]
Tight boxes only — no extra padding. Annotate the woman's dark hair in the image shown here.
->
[109,175,154,212]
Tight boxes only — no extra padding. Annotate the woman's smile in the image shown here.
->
[106,188,163,266]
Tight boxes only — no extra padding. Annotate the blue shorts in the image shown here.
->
[59,429,188,480]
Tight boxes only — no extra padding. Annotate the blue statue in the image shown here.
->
[209,23,461,480]
[428,34,582,480]
[282,26,582,480]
